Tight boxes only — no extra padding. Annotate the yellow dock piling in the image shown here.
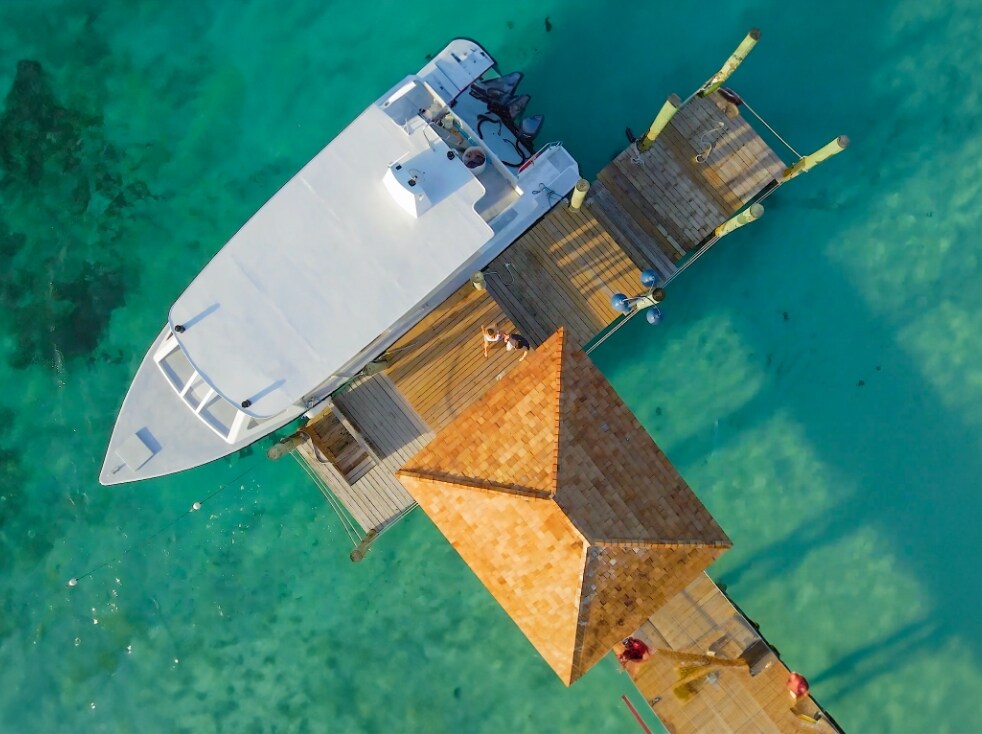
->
[714,203,764,238]
[699,28,761,97]
[782,136,850,181]
[569,178,590,211]
[637,94,682,152]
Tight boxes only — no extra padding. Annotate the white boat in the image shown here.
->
[100,39,580,485]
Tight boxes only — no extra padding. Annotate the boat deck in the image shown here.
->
[618,573,842,734]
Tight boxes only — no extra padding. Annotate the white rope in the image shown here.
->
[695,122,727,163]
[739,98,802,159]
[585,307,641,356]
[291,452,360,546]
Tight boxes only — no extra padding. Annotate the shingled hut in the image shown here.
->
[397,328,730,685]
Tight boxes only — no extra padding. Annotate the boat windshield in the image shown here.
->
[153,331,271,443]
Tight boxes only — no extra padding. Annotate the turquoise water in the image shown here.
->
[1,1,979,731]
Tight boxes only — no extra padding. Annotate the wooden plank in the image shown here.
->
[380,281,534,432]
[333,376,422,511]
[666,100,766,214]
[524,225,607,331]
[493,232,596,343]
[544,221,632,314]
[660,121,740,219]
[598,165,686,262]
[619,573,841,734]
[617,142,716,245]
[605,152,697,248]
[621,139,722,241]
[537,213,640,332]
[587,184,678,280]
[664,103,741,208]
[483,267,552,346]
[298,442,386,532]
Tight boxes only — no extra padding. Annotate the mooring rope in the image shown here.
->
[66,466,257,588]
[694,122,727,163]
[291,451,360,546]
[585,307,641,356]
[738,97,802,159]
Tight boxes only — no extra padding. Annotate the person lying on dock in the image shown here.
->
[482,326,505,357]
[505,333,530,361]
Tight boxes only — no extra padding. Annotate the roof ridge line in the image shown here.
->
[395,468,553,499]
[590,538,733,549]
[548,328,566,498]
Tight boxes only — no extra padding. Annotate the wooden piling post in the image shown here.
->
[266,431,307,460]
[362,356,390,375]
[637,94,682,152]
[349,529,379,562]
[569,178,590,211]
[714,203,764,237]
[699,29,761,97]
[782,136,850,182]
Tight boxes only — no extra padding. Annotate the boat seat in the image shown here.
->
[516,115,544,155]
[468,72,523,104]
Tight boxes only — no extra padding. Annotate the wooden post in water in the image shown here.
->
[782,136,850,181]
[349,529,379,562]
[698,28,761,97]
[714,203,764,238]
[637,95,681,152]
[569,178,590,211]
[267,431,307,460]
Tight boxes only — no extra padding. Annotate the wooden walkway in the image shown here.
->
[592,93,785,267]
[487,91,784,346]
[618,573,841,734]
[483,204,642,348]
[295,282,531,535]
[295,373,431,534]
[382,283,521,432]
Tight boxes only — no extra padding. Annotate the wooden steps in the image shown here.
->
[302,410,375,484]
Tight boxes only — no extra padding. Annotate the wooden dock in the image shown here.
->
[483,203,643,348]
[596,94,785,265]
[617,573,842,734]
[488,92,784,344]
[281,86,846,730]
[293,373,430,536]
[291,89,786,542]
[293,282,528,539]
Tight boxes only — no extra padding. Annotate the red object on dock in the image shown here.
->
[787,672,810,698]
[621,637,651,662]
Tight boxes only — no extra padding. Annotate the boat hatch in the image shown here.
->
[115,430,157,470]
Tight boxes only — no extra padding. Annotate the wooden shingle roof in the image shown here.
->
[397,328,730,684]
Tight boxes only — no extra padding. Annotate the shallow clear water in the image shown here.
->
[0,1,979,732]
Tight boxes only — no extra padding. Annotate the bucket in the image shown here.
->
[462,146,487,175]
